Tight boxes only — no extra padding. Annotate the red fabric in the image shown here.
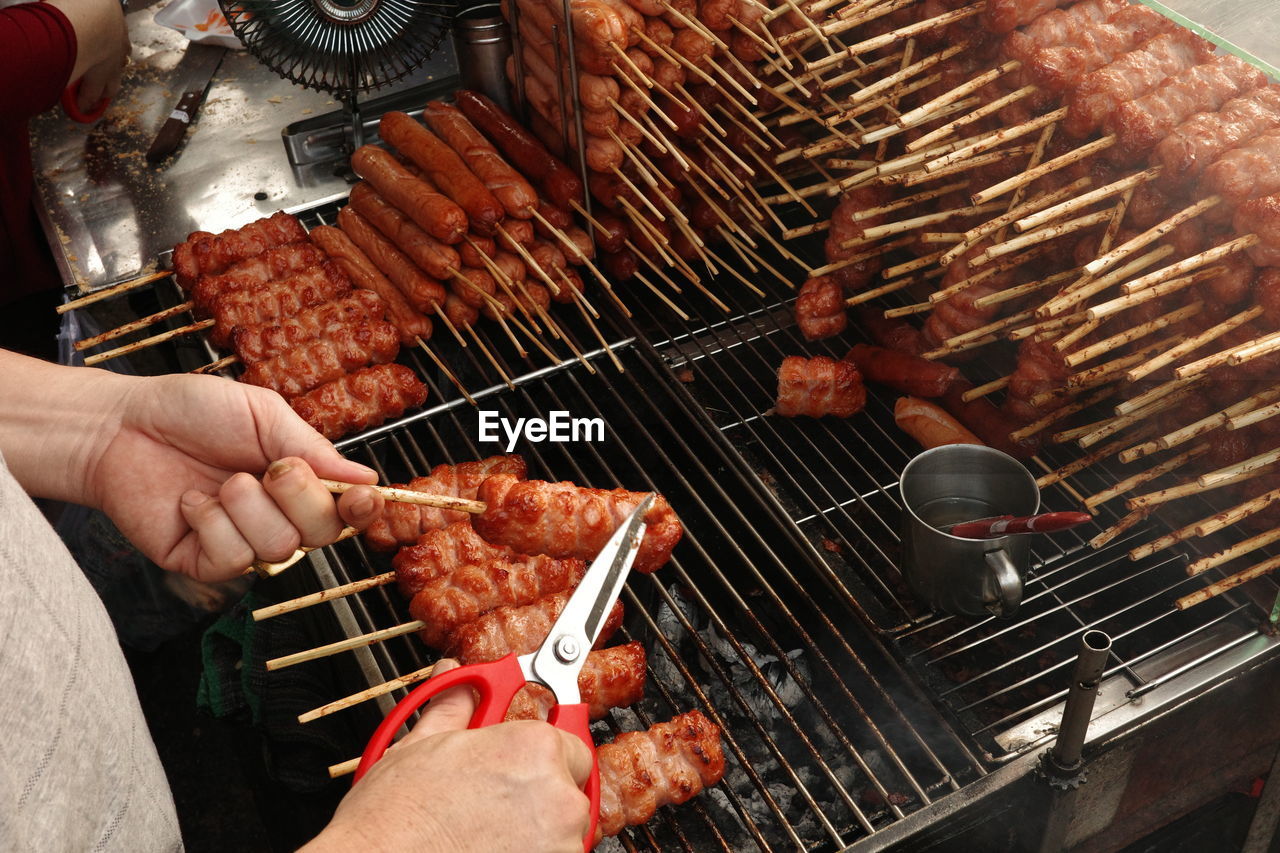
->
[1,2,77,306]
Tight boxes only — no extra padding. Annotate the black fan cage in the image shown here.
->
[220,0,454,95]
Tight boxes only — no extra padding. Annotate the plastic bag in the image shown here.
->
[153,0,244,50]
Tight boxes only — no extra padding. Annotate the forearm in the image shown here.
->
[0,350,137,505]
[44,0,122,84]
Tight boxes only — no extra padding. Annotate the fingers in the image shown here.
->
[219,472,301,562]
[263,457,357,547]
[179,490,255,582]
[557,729,595,789]
[336,485,384,531]
[403,660,477,743]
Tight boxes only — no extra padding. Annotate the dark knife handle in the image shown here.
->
[146,89,204,164]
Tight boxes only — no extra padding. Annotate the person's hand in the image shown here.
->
[306,660,594,853]
[47,0,131,112]
[87,373,385,582]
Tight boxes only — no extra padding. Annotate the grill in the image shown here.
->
[73,174,1280,847]
[203,194,1280,849]
[64,9,1280,840]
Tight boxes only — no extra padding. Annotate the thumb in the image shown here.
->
[402,660,477,743]
[264,400,380,486]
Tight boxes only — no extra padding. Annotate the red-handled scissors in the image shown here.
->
[354,494,654,851]
[61,79,110,123]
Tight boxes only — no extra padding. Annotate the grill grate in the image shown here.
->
[615,241,1280,765]
[312,341,988,851]
[79,185,1280,848]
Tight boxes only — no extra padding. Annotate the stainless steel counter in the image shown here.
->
[31,0,457,293]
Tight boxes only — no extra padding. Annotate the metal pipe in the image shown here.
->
[1049,629,1112,772]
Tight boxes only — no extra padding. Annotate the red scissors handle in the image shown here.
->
[62,79,109,123]
[354,653,602,851]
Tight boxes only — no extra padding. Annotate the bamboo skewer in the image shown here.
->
[1114,375,1204,417]
[1089,508,1150,549]
[1083,196,1222,277]
[1176,555,1280,611]
[191,355,237,375]
[1198,447,1280,489]
[318,480,485,512]
[83,318,214,366]
[1016,168,1161,233]
[850,202,1005,245]
[1088,266,1225,322]
[1064,301,1203,368]
[1126,464,1274,512]
[970,210,1113,267]
[1009,386,1115,442]
[1123,387,1280,461]
[924,108,1067,174]
[971,135,1116,205]
[961,376,1009,402]
[301,664,437,724]
[1040,245,1175,318]
[1035,426,1156,489]
[905,85,1038,153]
[417,338,477,405]
[75,302,194,351]
[266,620,426,671]
[1084,443,1211,511]
[1187,528,1280,577]
[253,572,396,621]
[896,59,1021,130]
[1125,306,1263,383]
[59,270,175,314]
[1175,328,1280,380]
[247,526,360,578]
[941,177,1092,268]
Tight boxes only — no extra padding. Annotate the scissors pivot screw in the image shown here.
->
[553,635,582,664]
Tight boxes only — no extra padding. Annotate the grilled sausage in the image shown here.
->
[289,364,428,441]
[209,262,352,348]
[845,344,960,398]
[456,90,585,211]
[348,182,461,280]
[238,321,400,398]
[408,556,587,648]
[422,101,539,221]
[337,206,447,313]
[595,711,726,841]
[775,355,866,418]
[449,589,623,661]
[390,520,517,596]
[231,291,386,364]
[473,474,683,574]
[365,455,529,553]
[190,242,325,313]
[307,225,434,345]
[350,145,468,244]
[172,211,307,289]
[380,111,506,235]
[504,642,647,721]
[794,276,847,341]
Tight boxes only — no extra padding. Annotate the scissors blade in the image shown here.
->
[522,494,654,704]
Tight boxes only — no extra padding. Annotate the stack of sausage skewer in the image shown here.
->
[774,0,1280,612]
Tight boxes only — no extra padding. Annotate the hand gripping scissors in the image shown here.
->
[353,494,655,850]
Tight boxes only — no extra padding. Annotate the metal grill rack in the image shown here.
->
[261,184,1280,849]
[617,241,1280,766]
[315,342,988,852]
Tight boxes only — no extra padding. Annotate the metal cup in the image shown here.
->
[452,3,513,113]
[899,444,1040,618]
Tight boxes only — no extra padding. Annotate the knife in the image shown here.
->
[945,511,1093,540]
[146,43,227,164]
